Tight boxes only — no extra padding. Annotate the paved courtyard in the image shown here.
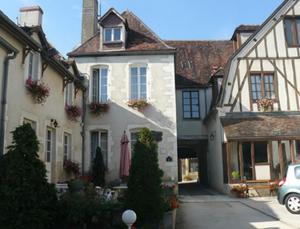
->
[176,183,300,229]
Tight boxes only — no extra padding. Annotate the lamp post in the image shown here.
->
[122,209,137,229]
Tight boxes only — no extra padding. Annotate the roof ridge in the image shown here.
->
[165,39,232,42]
[124,10,174,50]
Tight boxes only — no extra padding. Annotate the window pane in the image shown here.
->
[114,28,121,41]
[100,68,108,102]
[91,132,99,160]
[100,132,108,167]
[191,92,198,99]
[295,166,300,179]
[285,19,293,46]
[131,132,139,155]
[191,98,198,105]
[183,92,190,99]
[183,105,190,112]
[192,112,200,118]
[192,105,199,112]
[184,112,191,118]
[183,98,190,105]
[105,28,112,42]
[131,67,138,77]
[92,69,99,102]
[254,142,268,163]
[28,52,33,79]
[297,19,300,45]
[140,67,147,76]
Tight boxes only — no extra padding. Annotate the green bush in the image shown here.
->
[126,128,164,228]
[91,147,106,187]
[0,124,58,229]
[56,184,125,229]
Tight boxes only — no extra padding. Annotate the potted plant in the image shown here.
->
[63,159,80,178]
[127,99,149,110]
[231,170,240,181]
[230,184,248,198]
[162,183,179,229]
[25,78,50,104]
[88,102,109,116]
[257,98,273,112]
[65,105,82,121]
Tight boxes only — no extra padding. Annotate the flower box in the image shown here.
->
[88,102,109,116]
[25,78,50,104]
[257,98,273,112]
[127,99,148,110]
[65,105,82,121]
[63,160,80,177]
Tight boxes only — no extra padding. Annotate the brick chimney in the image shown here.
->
[19,6,43,27]
[82,0,98,44]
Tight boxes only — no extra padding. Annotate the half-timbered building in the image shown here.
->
[207,0,300,193]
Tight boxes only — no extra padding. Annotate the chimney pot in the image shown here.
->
[19,6,43,27]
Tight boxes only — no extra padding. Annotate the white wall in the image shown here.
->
[0,29,83,183]
[75,54,178,181]
[176,87,212,140]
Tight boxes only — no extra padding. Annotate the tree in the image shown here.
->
[91,147,106,187]
[0,124,58,229]
[126,128,164,227]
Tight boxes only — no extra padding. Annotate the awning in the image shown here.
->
[221,112,300,141]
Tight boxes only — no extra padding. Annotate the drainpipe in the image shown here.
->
[0,46,18,156]
[81,80,87,175]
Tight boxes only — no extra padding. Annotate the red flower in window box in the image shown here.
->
[63,159,80,176]
[127,99,148,110]
[257,98,273,112]
[25,78,50,104]
[88,102,109,116]
[65,105,82,121]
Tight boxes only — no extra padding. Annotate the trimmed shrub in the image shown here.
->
[0,124,57,229]
[91,147,106,187]
[126,128,164,228]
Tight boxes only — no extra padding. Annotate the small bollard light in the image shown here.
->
[122,209,137,229]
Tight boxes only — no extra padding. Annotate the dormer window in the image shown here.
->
[104,27,121,42]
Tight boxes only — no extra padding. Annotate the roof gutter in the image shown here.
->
[0,37,19,156]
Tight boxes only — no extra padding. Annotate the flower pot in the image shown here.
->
[163,209,176,229]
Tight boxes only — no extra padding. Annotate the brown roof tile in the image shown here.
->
[221,113,300,140]
[165,40,234,88]
[68,10,174,57]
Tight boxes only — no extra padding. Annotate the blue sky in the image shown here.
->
[1,0,282,56]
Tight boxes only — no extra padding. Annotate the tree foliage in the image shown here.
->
[91,146,106,187]
[0,124,57,229]
[126,128,164,227]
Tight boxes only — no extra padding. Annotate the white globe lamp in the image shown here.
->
[122,209,137,229]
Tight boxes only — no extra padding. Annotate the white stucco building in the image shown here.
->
[69,6,178,181]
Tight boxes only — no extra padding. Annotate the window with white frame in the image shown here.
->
[130,66,147,100]
[90,130,108,167]
[46,128,54,163]
[130,131,139,155]
[63,133,71,162]
[28,52,39,81]
[65,82,74,106]
[104,27,121,42]
[23,118,37,132]
[92,67,108,103]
